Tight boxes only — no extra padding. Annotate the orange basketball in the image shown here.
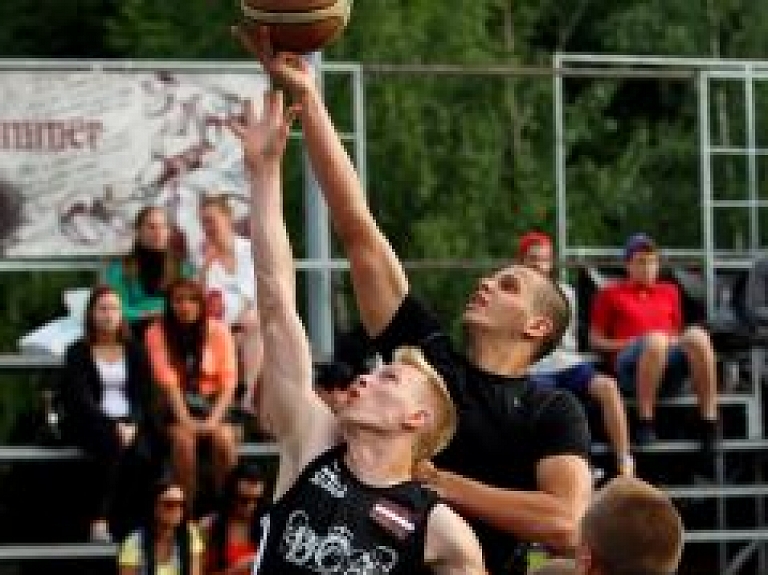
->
[240,0,352,54]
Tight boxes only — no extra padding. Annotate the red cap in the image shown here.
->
[518,231,552,259]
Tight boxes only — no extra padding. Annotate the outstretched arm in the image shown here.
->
[230,89,335,482]
[236,26,408,337]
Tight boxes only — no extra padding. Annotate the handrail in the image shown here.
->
[4,438,768,463]
[0,442,279,462]
[0,543,116,560]
[666,485,768,498]
[685,530,768,543]
[0,353,63,369]
[592,438,768,454]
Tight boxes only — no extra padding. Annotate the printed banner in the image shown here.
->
[0,67,268,257]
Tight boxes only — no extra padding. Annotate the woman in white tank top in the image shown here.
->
[59,285,155,542]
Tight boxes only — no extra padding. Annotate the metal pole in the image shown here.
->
[352,63,368,196]
[303,52,334,358]
[553,54,567,277]
[698,71,716,319]
[745,67,759,253]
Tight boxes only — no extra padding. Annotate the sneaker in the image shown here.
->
[90,521,112,544]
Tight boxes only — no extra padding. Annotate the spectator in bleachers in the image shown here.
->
[145,278,239,503]
[58,284,156,543]
[106,206,191,336]
[589,233,719,450]
[118,477,204,575]
[250,38,592,574]
[192,194,262,410]
[519,231,633,477]
[528,558,577,575]
[575,476,683,575]
[200,463,265,575]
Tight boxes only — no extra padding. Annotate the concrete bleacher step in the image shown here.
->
[2,437,764,462]
[648,393,756,408]
[0,530,755,562]
[0,543,116,560]
[665,485,768,499]
[592,438,768,455]
[625,392,762,438]
[0,353,62,369]
[0,442,279,462]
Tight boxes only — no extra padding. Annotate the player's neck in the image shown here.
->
[344,433,413,487]
[467,334,531,377]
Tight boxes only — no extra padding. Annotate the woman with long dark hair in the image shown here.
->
[145,278,238,503]
[118,478,203,575]
[59,285,155,542]
[200,463,265,575]
[105,206,190,334]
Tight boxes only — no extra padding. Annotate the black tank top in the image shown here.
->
[253,445,438,575]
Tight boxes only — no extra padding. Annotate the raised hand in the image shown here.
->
[228,89,299,174]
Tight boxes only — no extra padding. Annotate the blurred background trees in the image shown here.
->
[0,0,767,337]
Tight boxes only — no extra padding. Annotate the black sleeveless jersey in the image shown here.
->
[253,445,439,575]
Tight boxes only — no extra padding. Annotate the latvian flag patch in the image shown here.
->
[370,499,417,541]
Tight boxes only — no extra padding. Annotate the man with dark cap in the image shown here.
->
[589,233,719,451]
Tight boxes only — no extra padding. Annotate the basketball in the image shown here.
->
[240,0,353,54]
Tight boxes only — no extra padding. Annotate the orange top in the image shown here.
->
[145,319,237,397]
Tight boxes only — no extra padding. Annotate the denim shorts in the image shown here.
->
[530,362,596,399]
[615,336,689,397]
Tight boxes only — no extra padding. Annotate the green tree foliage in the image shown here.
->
[0,0,767,333]
[0,0,119,57]
[106,0,242,58]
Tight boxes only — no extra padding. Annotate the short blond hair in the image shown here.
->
[582,477,684,574]
[391,346,457,461]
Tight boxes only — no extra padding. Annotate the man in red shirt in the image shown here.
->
[589,234,718,448]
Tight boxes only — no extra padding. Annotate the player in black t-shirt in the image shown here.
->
[252,33,594,575]
[229,46,487,575]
